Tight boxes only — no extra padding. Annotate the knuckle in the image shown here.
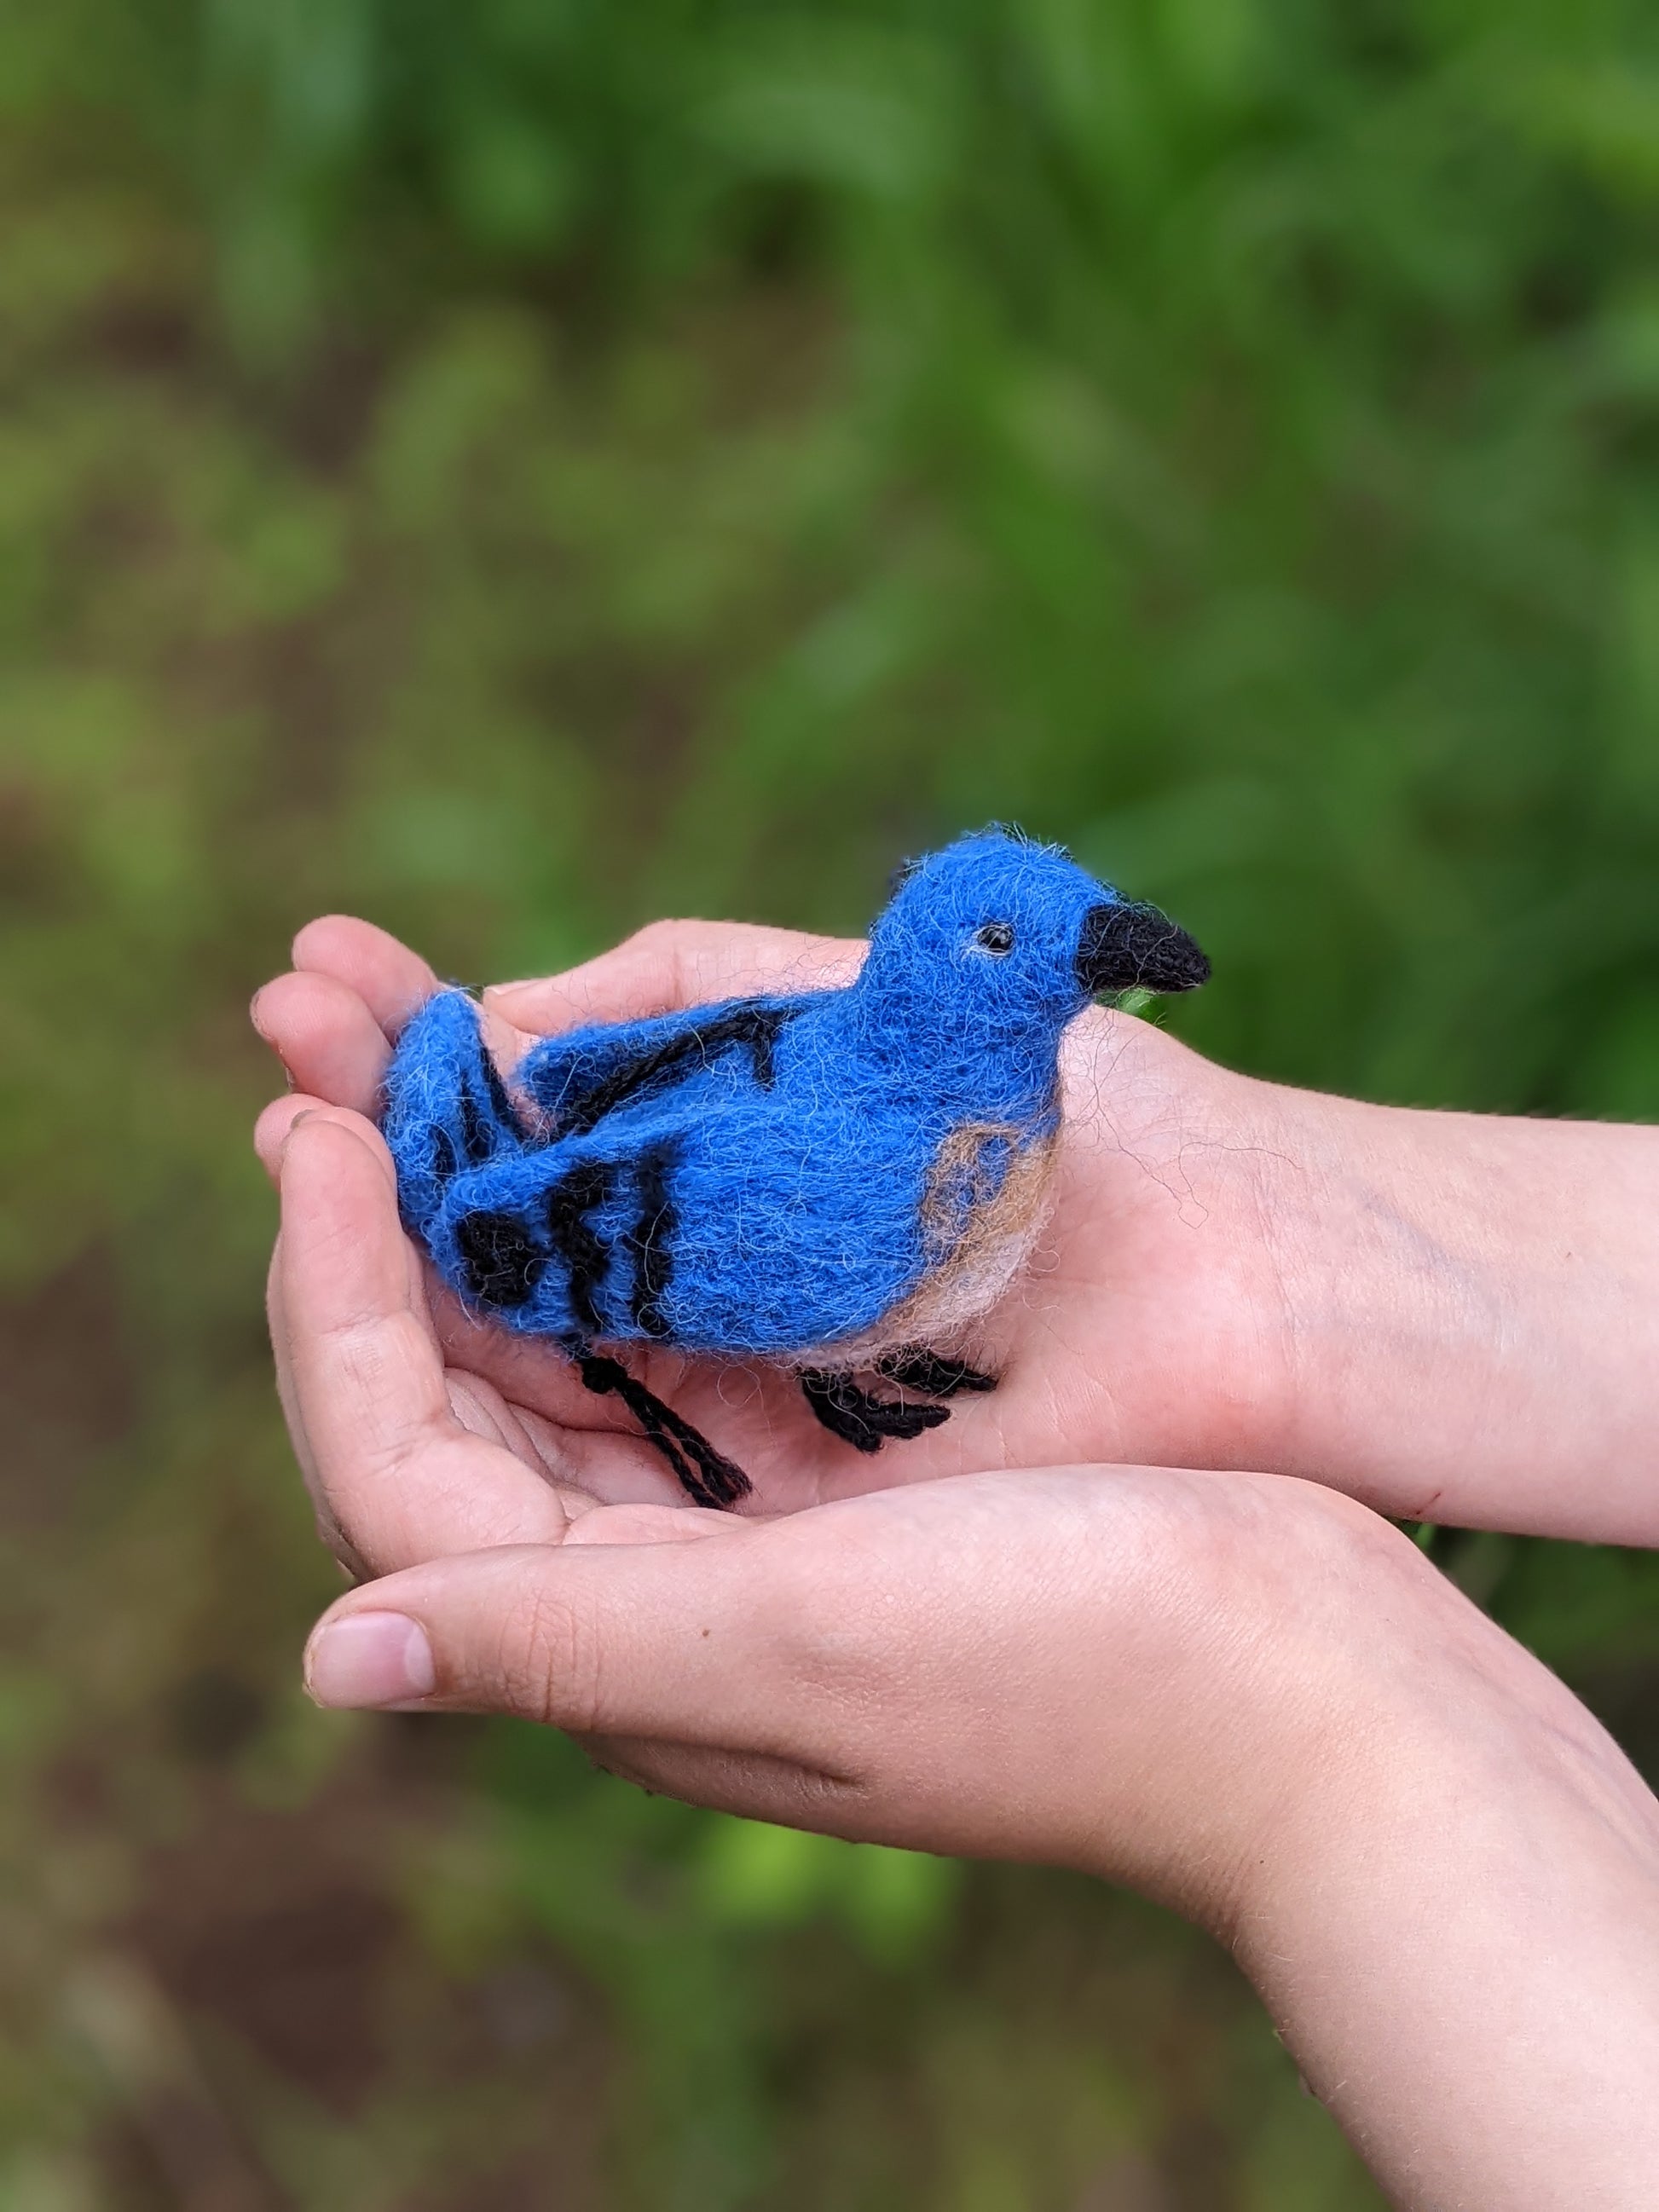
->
[621,916,691,962]
[610,919,708,1010]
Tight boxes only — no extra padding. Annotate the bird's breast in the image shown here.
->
[810,1117,1060,1361]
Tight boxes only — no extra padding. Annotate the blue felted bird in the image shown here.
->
[382,829,1209,1506]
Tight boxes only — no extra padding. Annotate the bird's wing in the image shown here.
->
[515,992,817,1137]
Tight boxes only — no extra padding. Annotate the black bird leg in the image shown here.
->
[457,1152,751,1510]
[576,1352,753,1510]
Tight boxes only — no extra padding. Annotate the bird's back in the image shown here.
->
[527,991,949,1354]
[600,1073,946,1356]
[407,982,1054,1358]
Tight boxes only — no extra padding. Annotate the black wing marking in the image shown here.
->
[552,1001,806,1138]
[544,1158,619,1337]
[537,1139,683,1340]
[477,1031,532,1142]
[459,1025,531,1166]
[623,1137,680,1337]
[454,1210,545,1308]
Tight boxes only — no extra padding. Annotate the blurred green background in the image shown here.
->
[6,0,1659,2203]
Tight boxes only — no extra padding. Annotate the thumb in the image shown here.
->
[301,1522,824,1756]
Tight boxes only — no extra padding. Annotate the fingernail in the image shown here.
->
[277,1108,315,1164]
[304,1612,436,1708]
[249,990,273,1041]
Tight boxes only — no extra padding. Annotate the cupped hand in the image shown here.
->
[277,1111,1659,2212]
[260,923,1659,2212]
[276,1103,1406,1922]
[258,911,1659,1546]
[254,914,1307,1538]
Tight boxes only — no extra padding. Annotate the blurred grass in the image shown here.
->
[3,0,1659,2204]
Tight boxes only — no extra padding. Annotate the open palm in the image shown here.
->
[255,914,1298,1561]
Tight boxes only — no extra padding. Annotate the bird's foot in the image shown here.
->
[800,1346,998,1453]
[875,1347,997,1399]
[798,1369,957,1453]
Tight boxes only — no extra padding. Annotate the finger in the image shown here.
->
[268,1234,375,1580]
[277,1113,590,1568]
[251,970,393,1114]
[420,1291,814,1510]
[256,1091,322,1182]
[266,1230,311,1487]
[484,920,864,1036]
[248,994,520,1160]
[301,1527,834,1759]
[425,1303,709,1502]
[263,1100,399,1498]
[292,915,440,1038]
[273,1106,431,1556]
[257,1094,396,1187]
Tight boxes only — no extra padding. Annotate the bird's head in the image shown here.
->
[865,828,1209,1042]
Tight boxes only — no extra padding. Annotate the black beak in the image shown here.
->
[1076,901,1211,996]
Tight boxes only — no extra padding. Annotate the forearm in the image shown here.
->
[1230,1577,1659,2209]
[1259,1090,1659,1540]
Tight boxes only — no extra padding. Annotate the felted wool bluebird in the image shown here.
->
[382,829,1209,1506]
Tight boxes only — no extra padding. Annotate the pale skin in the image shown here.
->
[252,915,1659,2209]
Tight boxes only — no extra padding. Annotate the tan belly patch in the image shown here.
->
[801,1120,1058,1367]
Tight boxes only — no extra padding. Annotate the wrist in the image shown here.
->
[1050,1476,1448,1935]
[1059,1018,1469,1505]
[1224,1536,1659,2207]
[1078,1009,1659,1542]
[1260,1090,1659,1539]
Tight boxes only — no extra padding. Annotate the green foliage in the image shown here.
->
[133,0,1659,1112]
[3,0,1658,2203]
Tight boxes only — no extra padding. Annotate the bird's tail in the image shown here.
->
[384,990,532,1241]
[382,992,755,1512]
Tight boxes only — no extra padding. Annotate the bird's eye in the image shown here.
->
[972,921,1015,956]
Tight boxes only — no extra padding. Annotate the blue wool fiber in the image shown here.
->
[382,829,1209,1366]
